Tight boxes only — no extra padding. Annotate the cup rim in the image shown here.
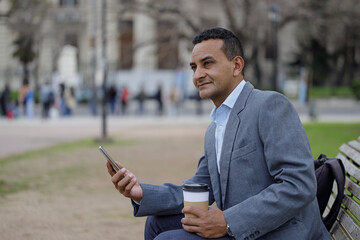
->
[183,183,209,192]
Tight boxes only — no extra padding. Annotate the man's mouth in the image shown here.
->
[197,81,212,88]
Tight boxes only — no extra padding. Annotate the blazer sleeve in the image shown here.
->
[133,155,214,217]
[223,93,317,239]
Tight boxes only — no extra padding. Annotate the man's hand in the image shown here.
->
[106,161,143,202]
[181,205,227,238]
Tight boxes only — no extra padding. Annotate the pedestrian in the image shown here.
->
[18,83,28,117]
[59,83,67,116]
[136,85,146,115]
[154,84,163,115]
[0,84,10,117]
[170,86,181,116]
[120,85,130,115]
[105,27,331,240]
[108,85,117,115]
[40,81,54,119]
[64,86,76,116]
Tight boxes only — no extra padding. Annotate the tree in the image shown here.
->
[119,0,310,90]
[12,35,35,85]
[7,0,51,87]
[291,0,360,87]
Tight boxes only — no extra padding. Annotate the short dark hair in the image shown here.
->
[192,27,245,75]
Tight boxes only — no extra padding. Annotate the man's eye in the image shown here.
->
[204,61,212,66]
[190,66,197,72]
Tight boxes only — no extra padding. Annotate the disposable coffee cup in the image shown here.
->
[183,183,209,218]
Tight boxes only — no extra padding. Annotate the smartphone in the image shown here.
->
[99,146,121,172]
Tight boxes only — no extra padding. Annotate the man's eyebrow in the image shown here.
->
[200,56,214,62]
[189,56,215,66]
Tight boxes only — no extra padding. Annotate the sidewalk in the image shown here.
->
[0,98,359,159]
[0,115,211,159]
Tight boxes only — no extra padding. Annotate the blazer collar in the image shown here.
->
[205,122,223,209]
[232,81,254,115]
[218,81,254,205]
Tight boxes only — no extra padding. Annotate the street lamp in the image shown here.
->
[90,0,97,116]
[101,0,108,140]
[268,3,280,92]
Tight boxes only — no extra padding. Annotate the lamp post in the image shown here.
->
[101,0,108,140]
[90,0,97,116]
[268,3,279,92]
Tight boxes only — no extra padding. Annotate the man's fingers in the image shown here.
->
[106,161,116,176]
[117,172,134,194]
[124,176,136,192]
[182,206,207,218]
[182,224,201,233]
[111,168,126,186]
[115,161,124,169]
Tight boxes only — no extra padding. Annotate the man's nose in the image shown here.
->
[193,68,206,81]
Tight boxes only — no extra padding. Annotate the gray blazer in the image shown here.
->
[133,82,331,240]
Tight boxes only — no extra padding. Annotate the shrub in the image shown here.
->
[351,79,360,100]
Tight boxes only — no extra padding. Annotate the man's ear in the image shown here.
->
[233,56,245,77]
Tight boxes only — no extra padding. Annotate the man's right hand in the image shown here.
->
[106,161,143,202]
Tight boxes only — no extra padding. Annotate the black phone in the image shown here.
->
[99,146,121,172]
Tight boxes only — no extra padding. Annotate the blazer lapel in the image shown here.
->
[219,82,254,205]
[205,122,223,209]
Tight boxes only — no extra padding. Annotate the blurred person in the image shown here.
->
[59,83,67,116]
[0,84,10,117]
[18,83,28,117]
[299,67,308,106]
[106,27,331,240]
[40,81,54,119]
[108,85,117,115]
[154,84,164,116]
[120,85,130,115]
[25,85,34,118]
[170,86,181,116]
[18,82,34,118]
[136,85,146,115]
[64,86,76,116]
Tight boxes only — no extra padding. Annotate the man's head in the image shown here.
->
[192,27,245,75]
[190,27,245,107]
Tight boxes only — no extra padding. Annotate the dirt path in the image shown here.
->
[0,123,208,240]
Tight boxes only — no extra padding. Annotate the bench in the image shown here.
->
[327,136,360,239]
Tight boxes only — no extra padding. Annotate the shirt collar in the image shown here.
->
[210,80,246,121]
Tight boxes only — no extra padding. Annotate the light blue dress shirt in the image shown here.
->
[210,80,246,173]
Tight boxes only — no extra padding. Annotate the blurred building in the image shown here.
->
[0,0,299,95]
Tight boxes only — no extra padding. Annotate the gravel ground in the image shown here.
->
[0,122,208,240]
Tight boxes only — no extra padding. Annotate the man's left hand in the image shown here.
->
[181,205,227,238]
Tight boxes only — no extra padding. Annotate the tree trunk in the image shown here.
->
[22,63,29,85]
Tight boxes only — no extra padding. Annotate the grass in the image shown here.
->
[0,138,136,166]
[0,138,137,196]
[0,122,359,195]
[0,179,28,195]
[303,122,360,158]
[309,86,355,99]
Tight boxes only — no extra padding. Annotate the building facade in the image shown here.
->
[0,0,299,95]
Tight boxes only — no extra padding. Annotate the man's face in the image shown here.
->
[190,39,241,107]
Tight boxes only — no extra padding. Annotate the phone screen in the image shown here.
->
[99,146,121,172]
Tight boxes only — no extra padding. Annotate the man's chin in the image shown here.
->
[198,88,212,99]
[198,92,210,99]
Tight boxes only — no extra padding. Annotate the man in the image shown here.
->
[107,27,331,240]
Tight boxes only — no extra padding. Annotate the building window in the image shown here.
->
[59,0,78,7]
[118,20,133,69]
[157,20,179,69]
[64,34,78,47]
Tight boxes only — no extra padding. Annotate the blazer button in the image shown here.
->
[244,237,249,240]
[250,233,255,238]
[255,230,260,235]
